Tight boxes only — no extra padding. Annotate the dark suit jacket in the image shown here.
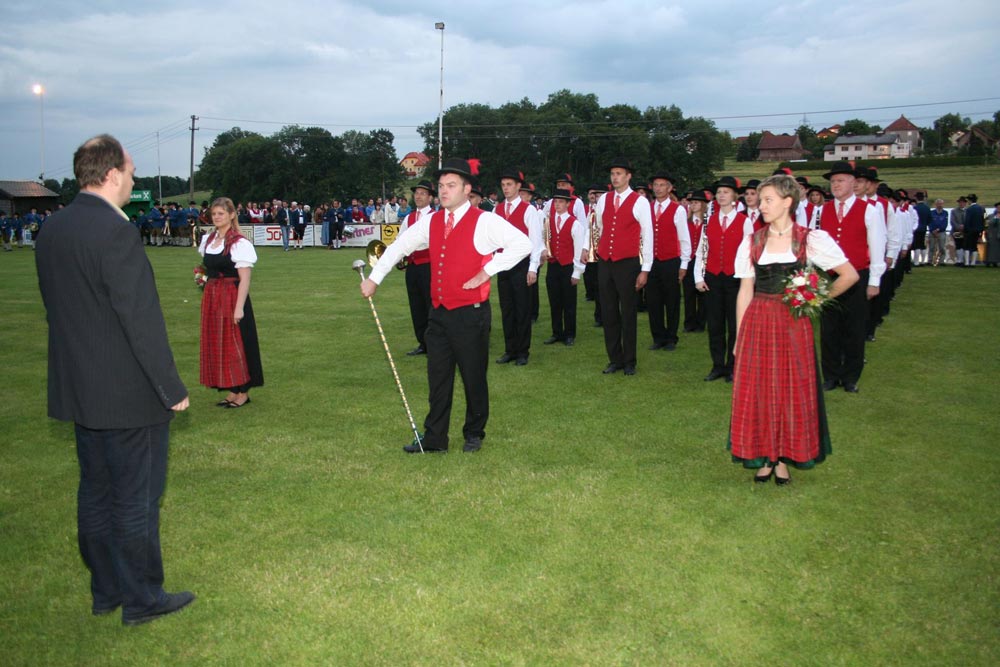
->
[36,192,187,429]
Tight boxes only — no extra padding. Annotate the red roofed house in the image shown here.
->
[400,152,431,178]
[883,115,923,151]
[816,125,842,140]
[756,131,811,161]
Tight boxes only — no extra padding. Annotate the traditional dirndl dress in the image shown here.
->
[199,234,264,392]
[728,225,841,470]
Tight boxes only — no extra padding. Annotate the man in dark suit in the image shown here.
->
[35,134,194,626]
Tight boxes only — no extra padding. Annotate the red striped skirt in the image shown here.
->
[729,292,827,465]
[200,277,250,389]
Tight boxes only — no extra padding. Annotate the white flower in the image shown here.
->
[792,275,807,287]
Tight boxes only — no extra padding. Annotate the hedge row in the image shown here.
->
[777,156,998,170]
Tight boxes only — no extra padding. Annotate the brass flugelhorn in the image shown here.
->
[366,239,409,271]
[587,204,600,263]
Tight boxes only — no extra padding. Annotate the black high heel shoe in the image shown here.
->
[754,467,775,483]
[774,467,792,486]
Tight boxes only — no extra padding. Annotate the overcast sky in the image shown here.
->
[2,0,998,184]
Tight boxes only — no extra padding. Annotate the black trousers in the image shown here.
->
[75,421,171,614]
[704,271,740,373]
[866,269,895,335]
[646,257,682,345]
[405,262,431,348]
[424,301,491,449]
[682,268,705,331]
[545,261,578,339]
[821,268,869,385]
[530,265,541,322]
[598,257,641,367]
[584,262,602,324]
[497,257,532,360]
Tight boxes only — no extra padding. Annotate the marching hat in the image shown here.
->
[742,179,761,192]
[714,176,741,193]
[553,172,574,185]
[435,157,478,180]
[410,179,436,195]
[876,183,894,198]
[855,166,879,181]
[499,168,526,184]
[588,183,607,193]
[794,176,810,186]
[633,179,649,191]
[520,182,538,195]
[469,177,484,198]
[649,172,677,185]
[967,193,978,202]
[688,189,710,202]
[773,167,794,177]
[551,188,574,201]
[822,161,856,180]
[957,196,968,202]
[806,184,826,197]
[893,189,908,200]
[606,157,634,173]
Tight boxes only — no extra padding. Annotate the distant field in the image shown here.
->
[159,190,213,205]
[722,158,1000,203]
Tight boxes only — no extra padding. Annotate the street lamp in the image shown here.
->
[32,84,45,181]
[435,22,445,170]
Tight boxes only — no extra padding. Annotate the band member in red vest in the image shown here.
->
[818,161,886,393]
[855,167,900,343]
[595,157,653,376]
[694,176,753,382]
[361,158,532,453]
[399,179,436,356]
[542,173,587,222]
[741,179,766,232]
[799,185,826,229]
[542,188,587,346]
[683,190,709,333]
[646,172,692,352]
[521,181,545,326]
[494,169,541,366]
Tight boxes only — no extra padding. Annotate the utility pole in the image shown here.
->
[156,131,163,202]
[189,115,199,201]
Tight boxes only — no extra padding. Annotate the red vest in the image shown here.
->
[404,211,429,265]
[497,199,529,235]
[598,191,642,261]
[688,217,703,253]
[429,207,491,309]
[877,196,891,229]
[705,210,748,276]
[821,199,870,270]
[547,212,576,266]
[651,200,681,261]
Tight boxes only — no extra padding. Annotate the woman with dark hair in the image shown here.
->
[729,175,858,484]
[198,197,263,408]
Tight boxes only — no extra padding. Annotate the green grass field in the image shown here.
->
[722,159,1000,204]
[1,245,998,666]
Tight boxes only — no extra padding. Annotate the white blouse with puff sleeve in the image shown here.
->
[734,229,847,279]
[198,235,258,269]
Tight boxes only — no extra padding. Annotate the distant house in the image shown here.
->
[399,152,431,178]
[883,115,923,151]
[823,133,911,161]
[949,126,999,154]
[756,131,811,161]
[816,125,842,140]
[0,180,59,216]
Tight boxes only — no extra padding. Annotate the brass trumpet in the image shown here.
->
[366,239,408,270]
[587,205,600,263]
[543,208,552,259]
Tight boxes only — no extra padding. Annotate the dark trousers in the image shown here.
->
[646,257,682,345]
[866,270,894,336]
[424,302,491,449]
[75,421,171,614]
[530,265,541,322]
[704,271,740,373]
[497,257,532,360]
[682,268,705,331]
[405,262,431,348]
[598,257,641,367]
[584,262,602,324]
[545,261,578,339]
[821,268,869,385]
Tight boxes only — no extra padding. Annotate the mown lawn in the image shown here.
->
[1,245,998,666]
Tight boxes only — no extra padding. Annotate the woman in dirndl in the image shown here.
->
[728,175,858,485]
[199,197,263,408]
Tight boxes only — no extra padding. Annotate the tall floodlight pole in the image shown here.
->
[435,22,445,170]
[189,115,199,201]
[156,131,163,202]
[32,84,45,181]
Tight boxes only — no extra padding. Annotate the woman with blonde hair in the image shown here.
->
[729,176,858,484]
[198,197,263,407]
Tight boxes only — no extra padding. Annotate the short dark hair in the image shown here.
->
[73,134,126,188]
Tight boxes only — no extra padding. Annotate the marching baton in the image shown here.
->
[352,260,424,452]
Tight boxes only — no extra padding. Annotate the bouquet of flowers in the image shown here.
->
[194,265,208,290]
[782,265,831,319]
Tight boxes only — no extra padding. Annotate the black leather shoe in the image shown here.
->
[663,342,677,351]
[122,591,195,627]
[543,336,560,345]
[564,337,575,346]
[93,601,121,616]
[865,334,876,342]
[515,357,528,366]
[403,443,447,453]
[215,399,232,407]
[775,472,792,486]
[843,382,860,393]
[704,370,725,381]
[822,379,840,391]
[406,346,426,356]
[602,363,622,374]
[463,437,483,453]
[224,397,251,408]
[754,467,774,484]
[648,342,666,351]
[623,365,636,376]
[496,354,513,364]
[725,374,734,383]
